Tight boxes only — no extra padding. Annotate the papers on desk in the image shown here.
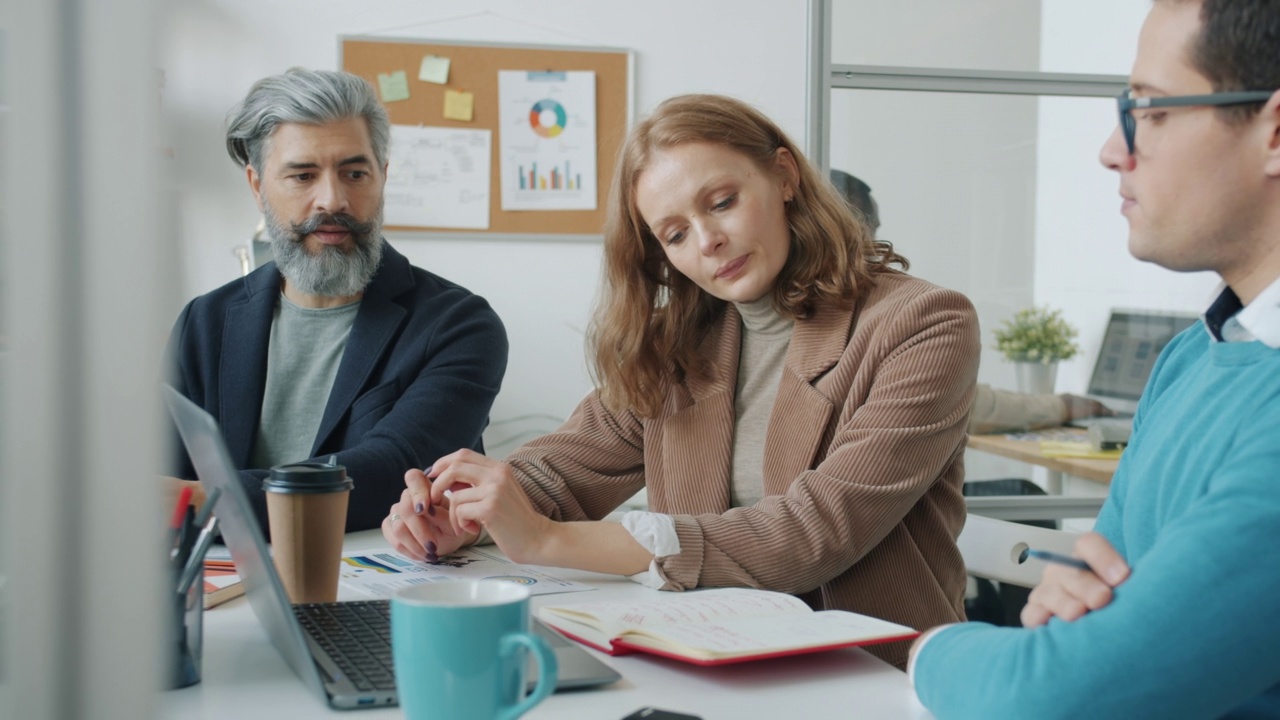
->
[1004,428,1092,442]
[1038,441,1124,460]
[338,546,595,598]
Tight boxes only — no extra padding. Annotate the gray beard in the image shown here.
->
[264,203,385,298]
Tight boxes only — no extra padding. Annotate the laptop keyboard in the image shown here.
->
[294,600,395,692]
[293,599,575,694]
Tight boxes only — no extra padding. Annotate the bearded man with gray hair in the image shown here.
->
[165,68,508,534]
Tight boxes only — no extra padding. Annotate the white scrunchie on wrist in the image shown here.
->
[619,511,681,589]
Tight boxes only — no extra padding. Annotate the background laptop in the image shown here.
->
[163,385,620,710]
[1068,309,1198,427]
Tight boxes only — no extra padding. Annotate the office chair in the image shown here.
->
[963,479,1105,523]
[957,514,1078,589]
[957,513,1080,625]
[960,481,1102,625]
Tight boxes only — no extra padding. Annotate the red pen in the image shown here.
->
[170,486,194,560]
[171,486,194,530]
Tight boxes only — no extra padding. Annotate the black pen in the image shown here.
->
[174,505,196,569]
[1020,548,1091,571]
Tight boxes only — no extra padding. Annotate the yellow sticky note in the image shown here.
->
[443,89,474,122]
[377,70,410,103]
[418,55,451,84]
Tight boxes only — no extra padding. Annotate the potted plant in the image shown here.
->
[993,306,1080,394]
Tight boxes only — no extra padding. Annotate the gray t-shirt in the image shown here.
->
[730,295,794,508]
[248,293,361,470]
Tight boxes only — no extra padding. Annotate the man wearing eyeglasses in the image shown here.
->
[911,1,1280,717]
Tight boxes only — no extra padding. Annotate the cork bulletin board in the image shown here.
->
[341,36,633,238]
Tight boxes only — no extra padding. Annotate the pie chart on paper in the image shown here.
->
[529,98,567,138]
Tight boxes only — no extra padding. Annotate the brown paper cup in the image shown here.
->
[263,460,353,604]
[265,489,349,603]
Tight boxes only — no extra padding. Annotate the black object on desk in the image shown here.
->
[168,560,203,689]
[622,708,704,720]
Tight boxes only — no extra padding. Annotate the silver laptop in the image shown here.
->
[1068,309,1198,427]
[163,385,620,710]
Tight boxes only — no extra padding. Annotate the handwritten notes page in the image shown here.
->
[384,124,491,229]
[539,588,917,665]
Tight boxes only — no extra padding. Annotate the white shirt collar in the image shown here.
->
[1232,275,1280,349]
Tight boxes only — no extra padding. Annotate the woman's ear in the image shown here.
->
[774,147,801,200]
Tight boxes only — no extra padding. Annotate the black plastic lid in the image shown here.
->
[263,461,353,494]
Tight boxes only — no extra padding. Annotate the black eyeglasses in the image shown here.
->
[1115,89,1275,154]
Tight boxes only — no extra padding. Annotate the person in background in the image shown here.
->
[830,169,1111,434]
[912,1,1280,716]
[165,68,508,533]
[384,94,981,669]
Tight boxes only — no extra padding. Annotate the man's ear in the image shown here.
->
[246,164,266,212]
[1263,90,1280,178]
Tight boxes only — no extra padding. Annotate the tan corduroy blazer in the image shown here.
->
[506,271,979,668]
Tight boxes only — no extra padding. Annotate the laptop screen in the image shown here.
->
[163,385,329,698]
[1086,310,1198,402]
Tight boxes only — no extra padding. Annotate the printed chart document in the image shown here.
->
[339,546,594,598]
[538,588,918,666]
[497,70,597,211]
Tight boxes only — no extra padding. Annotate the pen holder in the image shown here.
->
[167,563,204,689]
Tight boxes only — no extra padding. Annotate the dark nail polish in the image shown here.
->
[427,504,436,517]
[425,541,437,554]
[415,502,425,514]
[426,554,439,564]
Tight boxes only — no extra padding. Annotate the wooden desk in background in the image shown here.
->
[967,430,1120,493]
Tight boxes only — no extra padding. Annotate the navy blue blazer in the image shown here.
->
[166,242,508,533]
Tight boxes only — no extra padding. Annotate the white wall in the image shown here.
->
[831,0,1042,72]
[1036,0,1219,393]
[161,0,810,455]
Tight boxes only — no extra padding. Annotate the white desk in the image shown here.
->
[161,531,930,719]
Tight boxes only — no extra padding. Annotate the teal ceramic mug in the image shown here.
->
[391,579,557,720]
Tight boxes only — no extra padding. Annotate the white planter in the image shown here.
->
[1014,361,1058,395]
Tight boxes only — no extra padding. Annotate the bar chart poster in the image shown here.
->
[498,70,597,211]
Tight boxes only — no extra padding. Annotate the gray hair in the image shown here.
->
[225,68,390,172]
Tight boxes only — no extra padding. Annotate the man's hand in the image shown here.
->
[1060,394,1114,421]
[1021,532,1130,627]
[162,477,206,518]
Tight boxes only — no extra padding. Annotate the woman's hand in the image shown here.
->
[426,449,554,565]
[1020,532,1130,627]
[381,468,477,562]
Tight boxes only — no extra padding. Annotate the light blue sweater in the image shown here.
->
[915,325,1280,719]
